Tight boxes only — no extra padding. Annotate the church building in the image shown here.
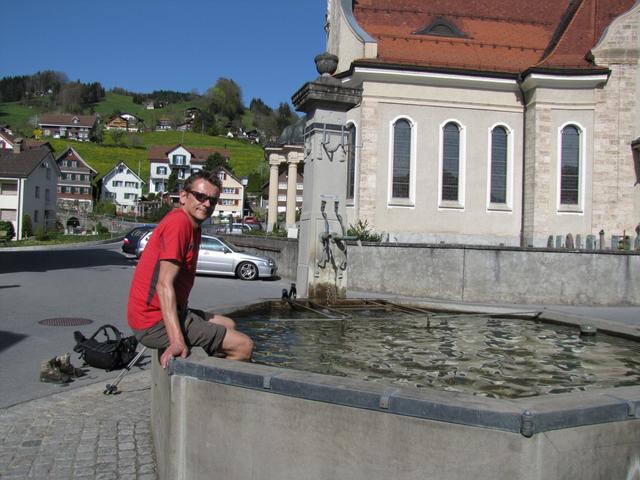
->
[325,0,640,246]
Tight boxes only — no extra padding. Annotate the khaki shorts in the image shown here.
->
[132,308,226,356]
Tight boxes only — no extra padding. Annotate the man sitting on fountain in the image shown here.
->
[127,170,254,367]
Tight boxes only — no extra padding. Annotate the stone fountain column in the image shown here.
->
[292,53,362,300]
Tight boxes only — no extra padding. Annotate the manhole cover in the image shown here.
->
[38,318,94,327]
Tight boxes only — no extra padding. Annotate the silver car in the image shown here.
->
[197,235,276,280]
[137,232,276,280]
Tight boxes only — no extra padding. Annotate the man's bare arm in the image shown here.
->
[157,259,189,368]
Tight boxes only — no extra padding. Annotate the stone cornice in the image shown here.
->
[341,65,519,92]
[520,73,609,91]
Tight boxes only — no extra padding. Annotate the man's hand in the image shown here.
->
[160,340,189,369]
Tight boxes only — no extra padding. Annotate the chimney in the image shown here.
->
[13,138,24,154]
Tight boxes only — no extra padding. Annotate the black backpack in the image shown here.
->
[73,324,138,371]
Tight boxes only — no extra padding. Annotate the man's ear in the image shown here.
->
[178,189,187,206]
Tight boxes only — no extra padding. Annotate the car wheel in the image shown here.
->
[236,262,258,281]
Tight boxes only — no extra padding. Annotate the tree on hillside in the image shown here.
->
[81,82,106,104]
[109,129,126,147]
[206,78,244,123]
[276,103,298,133]
[57,82,84,113]
[166,169,178,193]
[203,152,229,173]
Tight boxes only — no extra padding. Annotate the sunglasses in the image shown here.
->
[186,189,218,205]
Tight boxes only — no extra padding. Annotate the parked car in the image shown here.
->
[135,229,154,258]
[122,225,155,256]
[197,235,277,280]
[132,232,276,280]
[210,223,254,234]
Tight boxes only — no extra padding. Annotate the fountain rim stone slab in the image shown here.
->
[168,300,640,438]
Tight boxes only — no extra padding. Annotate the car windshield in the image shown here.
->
[202,236,236,253]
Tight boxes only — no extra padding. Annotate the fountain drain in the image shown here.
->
[38,317,93,327]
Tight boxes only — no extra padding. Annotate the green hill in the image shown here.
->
[46,132,264,189]
[0,91,268,192]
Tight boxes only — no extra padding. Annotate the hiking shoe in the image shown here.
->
[53,353,86,378]
[39,360,71,384]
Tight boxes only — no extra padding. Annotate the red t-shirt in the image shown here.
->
[127,209,201,330]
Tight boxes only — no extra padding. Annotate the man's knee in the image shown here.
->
[210,314,236,330]
[223,330,253,361]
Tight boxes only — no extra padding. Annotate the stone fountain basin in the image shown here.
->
[151,303,640,480]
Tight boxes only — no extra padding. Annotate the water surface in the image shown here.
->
[235,313,640,399]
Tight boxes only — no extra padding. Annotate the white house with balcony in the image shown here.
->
[147,144,231,195]
[0,144,60,239]
[100,162,145,214]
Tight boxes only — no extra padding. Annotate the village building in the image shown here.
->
[99,162,145,215]
[0,142,60,239]
[38,114,97,141]
[323,0,640,247]
[104,113,142,132]
[212,166,245,219]
[55,147,97,212]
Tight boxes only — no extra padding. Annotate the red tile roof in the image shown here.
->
[351,0,636,75]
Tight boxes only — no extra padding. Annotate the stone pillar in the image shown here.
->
[267,161,280,232]
[285,160,298,229]
[292,53,362,300]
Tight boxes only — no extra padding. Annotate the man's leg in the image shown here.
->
[209,314,253,361]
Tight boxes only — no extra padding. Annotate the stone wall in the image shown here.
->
[219,236,640,305]
[347,242,640,305]
[591,4,640,235]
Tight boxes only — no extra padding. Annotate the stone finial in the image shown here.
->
[314,52,339,77]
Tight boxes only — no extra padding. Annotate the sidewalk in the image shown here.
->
[0,370,155,479]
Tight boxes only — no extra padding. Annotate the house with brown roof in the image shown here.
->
[324,0,640,247]
[55,147,97,212]
[105,113,141,132]
[147,144,231,195]
[212,166,246,219]
[147,144,244,217]
[0,143,60,239]
[39,114,97,141]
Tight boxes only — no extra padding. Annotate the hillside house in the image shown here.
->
[156,118,174,131]
[55,147,97,212]
[0,127,16,150]
[99,162,145,215]
[0,143,60,239]
[39,114,97,142]
[212,166,245,219]
[322,0,640,247]
[105,113,142,132]
[147,144,231,195]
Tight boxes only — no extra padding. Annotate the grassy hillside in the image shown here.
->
[0,91,208,133]
[0,101,43,133]
[1,92,267,192]
[92,93,208,126]
[47,131,264,189]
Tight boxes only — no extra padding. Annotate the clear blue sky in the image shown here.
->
[0,0,328,109]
